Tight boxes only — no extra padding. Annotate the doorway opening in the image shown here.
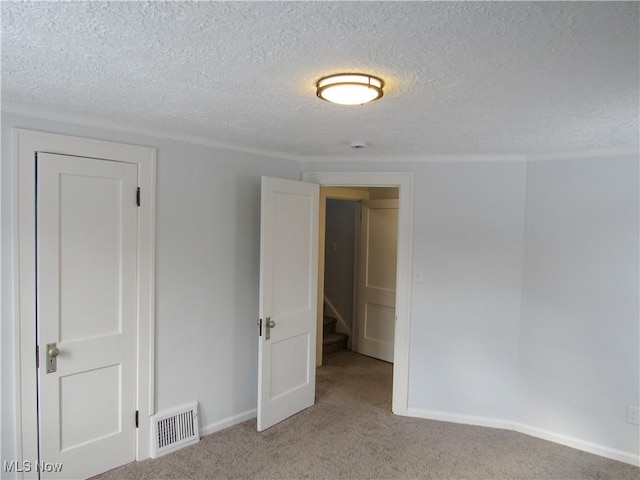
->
[320,187,399,364]
[303,171,414,416]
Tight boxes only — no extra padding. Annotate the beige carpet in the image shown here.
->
[95,350,639,479]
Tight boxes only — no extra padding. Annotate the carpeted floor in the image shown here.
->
[95,350,639,479]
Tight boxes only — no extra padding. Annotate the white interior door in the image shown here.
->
[258,177,319,431]
[356,199,398,363]
[37,152,138,479]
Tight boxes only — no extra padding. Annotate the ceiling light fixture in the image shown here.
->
[316,73,384,105]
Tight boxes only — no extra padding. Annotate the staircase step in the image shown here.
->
[323,332,348,355]
[323,316,337,335]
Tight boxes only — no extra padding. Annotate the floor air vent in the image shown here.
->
[151,402,199,458]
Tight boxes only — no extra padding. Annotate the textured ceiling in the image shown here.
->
[2,1,638,158]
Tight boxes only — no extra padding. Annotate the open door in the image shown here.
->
[355,198,398,363]
[257,177,319,431]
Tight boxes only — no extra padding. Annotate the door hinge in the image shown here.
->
[135,410,139,428]
[36,345,39,369]
[257,318,262,337]
[136,187,141,207]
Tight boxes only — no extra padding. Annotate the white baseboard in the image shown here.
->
[407,407,514,430]
[200,408,257,437]
[512,422,639,467]
[406,408,639,467]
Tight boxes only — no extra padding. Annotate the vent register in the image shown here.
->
[150,402,200,457]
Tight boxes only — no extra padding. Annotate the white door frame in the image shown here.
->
[303,171,413,416]
[12,129,156,477]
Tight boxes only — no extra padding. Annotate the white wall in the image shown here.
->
[0,112,301,468]
[324,199,357,330]
[517,154,639,458]
[1,116,14,473]
[408,161,527,421]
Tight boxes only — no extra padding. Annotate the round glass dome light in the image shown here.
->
[316,73,384,105]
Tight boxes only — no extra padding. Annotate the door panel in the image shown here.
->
[366,206,398,290]
[60,365,121,449]
[271,192,315,316]
[37,152,138,479]
[356,199,398,363]
[258,177,319,431]
[363,303,396,343]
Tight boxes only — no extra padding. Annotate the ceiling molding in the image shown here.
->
[527,146,639,162]
[1,103,304,162]
[300,154,527,163]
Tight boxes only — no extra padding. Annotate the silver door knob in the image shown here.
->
[48,344,60,358]
[46,342,60,374]
[265,318,276,340]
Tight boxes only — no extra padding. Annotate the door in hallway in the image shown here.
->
[355,199,398,363]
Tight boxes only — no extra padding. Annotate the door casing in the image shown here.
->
[303,171,414,416]
[12,129,156,478]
